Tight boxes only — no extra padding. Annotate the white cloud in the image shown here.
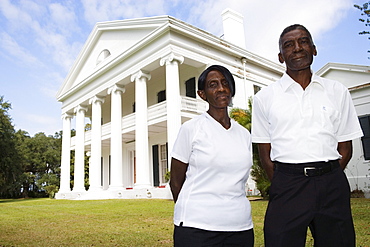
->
[241,0,352,62]
[0,0,82,72]
[48,2,80,36]
[0,32,42,67]
[184,0,228,36]
[0,0,34,29]
[177,0,353,63]
[81,0,168,26]
[19,0,46,18]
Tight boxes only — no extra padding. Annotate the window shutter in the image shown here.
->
[359,116,370,160]
[185,77,196,98]
[152,145,160,186]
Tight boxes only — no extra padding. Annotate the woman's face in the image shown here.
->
[198,70,231,109]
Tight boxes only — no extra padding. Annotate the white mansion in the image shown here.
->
[55,9,370,200]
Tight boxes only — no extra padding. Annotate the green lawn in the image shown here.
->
[0,198,368,247]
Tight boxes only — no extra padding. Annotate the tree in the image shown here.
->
[230,98,271,198]
[0,96,63,198]
[14,130,34,198]
[230,107,251,131]
[14,131,62,198]
[35,132,62,198]
[0,96,23,198]
[354,1,370,58]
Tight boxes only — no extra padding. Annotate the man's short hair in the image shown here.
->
[279,24,314,49]
[198,65,235,97]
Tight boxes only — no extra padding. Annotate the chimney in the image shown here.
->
[221,8,246,49]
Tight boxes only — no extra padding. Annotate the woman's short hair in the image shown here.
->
[198,65,235,97]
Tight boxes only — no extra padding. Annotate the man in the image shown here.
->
[252,24,363,247]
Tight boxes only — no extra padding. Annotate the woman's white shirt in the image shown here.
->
[171,112,253,231]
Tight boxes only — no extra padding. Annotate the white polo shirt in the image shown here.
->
[252,73,363,163]
[171,112,253,231]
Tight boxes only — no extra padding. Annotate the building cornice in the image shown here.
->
[316,62,370,77]
[349,82,370,91]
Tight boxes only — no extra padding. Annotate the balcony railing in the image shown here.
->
[148,101,167,124]
[70,96,207,148]
[181,96,207,113]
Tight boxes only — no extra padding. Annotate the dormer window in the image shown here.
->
[96,49,111,65]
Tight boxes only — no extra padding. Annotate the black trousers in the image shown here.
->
[174,225,254,247]
[264,160,355,247]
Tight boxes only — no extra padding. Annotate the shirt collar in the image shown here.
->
[280,71,323,92]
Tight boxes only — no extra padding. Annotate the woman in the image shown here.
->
[170,65,254,246]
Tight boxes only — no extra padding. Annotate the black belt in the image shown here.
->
[274,160,339,177]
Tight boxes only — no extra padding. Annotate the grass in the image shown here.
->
[0,198,368,247]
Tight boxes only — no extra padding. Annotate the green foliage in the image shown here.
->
[164,171,171,182]
[44,185,59,198]
[230,108,251,131]
[0,96,89,198]
[230,97,271,198]
[69,124,91,191]
[250,144,271,198]
[354,1,370,58]
[0,96,23,198]
[250,160,270,199]
[68,148,90,191]
[13,131,62,198]
[229,97,252,131]
[85,123,91,131]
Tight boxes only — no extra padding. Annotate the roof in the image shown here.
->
[316,62,370,89]
[56,15,284,102]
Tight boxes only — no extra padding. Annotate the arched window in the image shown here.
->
[96,49,111,65]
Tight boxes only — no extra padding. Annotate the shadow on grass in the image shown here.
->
[0,198,48,204]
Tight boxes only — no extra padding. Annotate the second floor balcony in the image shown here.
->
[70,96,207,149]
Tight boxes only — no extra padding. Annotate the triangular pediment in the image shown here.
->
[57,16,172,100]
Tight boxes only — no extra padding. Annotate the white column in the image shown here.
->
[59,113,72,193]
[73,105,88,192]
[131,70,151,188]
[107,84,125,190]
[88,96,105,192]
[160,53,184,160]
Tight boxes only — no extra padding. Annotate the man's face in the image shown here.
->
[278,29,317,72]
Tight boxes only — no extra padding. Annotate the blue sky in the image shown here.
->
[0,0,369,136]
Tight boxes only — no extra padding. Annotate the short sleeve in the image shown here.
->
[336,89,363,142]
[171,121,194,164]
[251,95,271,143]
